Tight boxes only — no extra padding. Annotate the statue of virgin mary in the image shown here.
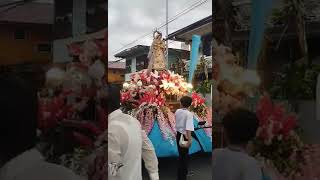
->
[147,31,167,71]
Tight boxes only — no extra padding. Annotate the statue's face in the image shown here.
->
[146,109,153,117]
[154,32,162,39]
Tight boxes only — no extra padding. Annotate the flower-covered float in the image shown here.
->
[121,31,212,157]
[213,43,320,179]
[37,37,107,176]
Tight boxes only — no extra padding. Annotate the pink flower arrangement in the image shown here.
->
[253,94,303,177]
[255,94,298,143]
[190,92,208,119]
[121,70,190,109]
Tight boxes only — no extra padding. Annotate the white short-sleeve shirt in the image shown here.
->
[212,148,262,180]
[175,108,194,134]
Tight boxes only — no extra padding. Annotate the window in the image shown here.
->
[126,59,132,73]
[86,0,107,33]
[37,44,52,53]
[54,0,73,39]
[136,54,148,71]
[14,30,25,40]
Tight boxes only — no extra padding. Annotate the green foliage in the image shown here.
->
[195,80,212,97]
[269,63,320,100]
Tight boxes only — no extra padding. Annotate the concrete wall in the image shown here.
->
[297,100,320,144]
[53,38,73,63]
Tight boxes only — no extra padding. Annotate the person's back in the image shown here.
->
[0,149,83,180]
[0,73,82,180]
[212,108,262,180]
[212,148,261,180]
[108,110,143,180]
[175,108,193,134]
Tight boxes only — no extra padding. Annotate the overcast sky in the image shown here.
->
[108,0,212,61]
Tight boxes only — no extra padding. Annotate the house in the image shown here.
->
[168,15,213,81]
[0,1,54,90]
[108,61,125,84]
[114,45,190,81]
[0,1,53,65]
[53,0,107,63]
[168,15,213,57]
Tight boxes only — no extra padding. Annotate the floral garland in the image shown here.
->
[136,103,176,143]
[190,92,208,119]
[121,69,202,117]
[253,94,304,177]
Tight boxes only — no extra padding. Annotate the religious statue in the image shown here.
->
[148,31,167,71]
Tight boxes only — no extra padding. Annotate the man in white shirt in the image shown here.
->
[0,73,83,180]
[212,108,263,180]
[175,96,194,180]
[106,85,159,180]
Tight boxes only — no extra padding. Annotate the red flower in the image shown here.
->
[256,95,273,126]
[121,91,131,103]
[272,121,282,135]
[281,114,297,136]
[72,132,94,148]
[257,127,269,140]
[272,103,285,122]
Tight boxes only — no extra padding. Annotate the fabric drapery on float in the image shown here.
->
[148,117,212,157]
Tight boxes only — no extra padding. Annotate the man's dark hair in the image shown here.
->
[222,108,259,145]
[180,96,192,108]
[100,84,121,113]
[0,73,38,163]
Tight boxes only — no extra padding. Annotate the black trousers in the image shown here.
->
[176,132,189,180]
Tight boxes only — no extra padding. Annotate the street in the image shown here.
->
[143,153,212,180]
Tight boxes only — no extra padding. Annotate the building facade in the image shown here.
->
[53,0,107,63]
[0,1,54,90]
[0,2,53,65]
[108,62,125,84]
[168,15,213,81]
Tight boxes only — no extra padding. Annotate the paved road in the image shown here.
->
[143,153,212,180]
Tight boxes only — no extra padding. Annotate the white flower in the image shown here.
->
[137,80,143,87]
[151,70,159,79]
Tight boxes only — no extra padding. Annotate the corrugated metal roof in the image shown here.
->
[0,2,53,24]
[168,15,212,42]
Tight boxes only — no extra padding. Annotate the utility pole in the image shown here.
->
[166,0,169,68]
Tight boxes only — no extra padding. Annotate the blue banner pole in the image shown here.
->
[247,0,273,69]
[188,35,201,83]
